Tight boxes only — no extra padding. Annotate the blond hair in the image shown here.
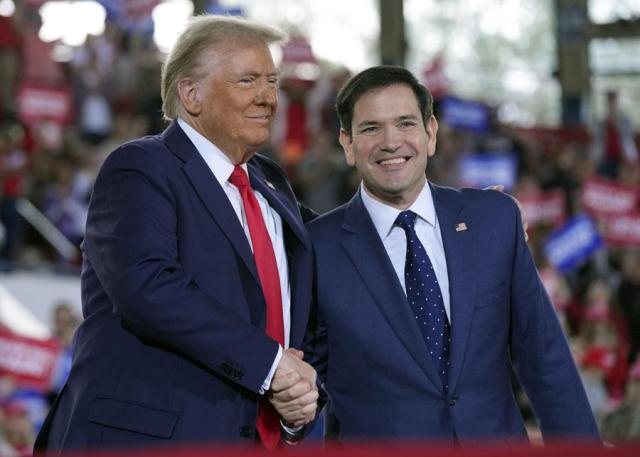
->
[161,15,286,120]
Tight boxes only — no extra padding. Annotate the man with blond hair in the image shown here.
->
[35,15,317,452]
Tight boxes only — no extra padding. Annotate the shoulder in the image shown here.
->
[453,187,524,246]
[435,184,519,219]
[306,203,349,238]
[95,134,175,188]
[101,134,170,170]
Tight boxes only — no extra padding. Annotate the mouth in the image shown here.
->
[376,156,412,168]
[247,114,272,123]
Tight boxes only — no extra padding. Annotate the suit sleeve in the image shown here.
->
[83,144,279,394]
[302,244,328,387]
[507,200,600,440]
[299,246,329,436]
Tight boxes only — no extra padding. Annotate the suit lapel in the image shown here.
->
[162,121,311,344]
[247,162,308,247]
[341,193,445,393]
[162,121,260,285]
[248,161,312,346]
[431,184,476,394]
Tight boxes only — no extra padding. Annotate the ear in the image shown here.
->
[177,78,202,116]
[426,115,438,157]
[339,129,356,167]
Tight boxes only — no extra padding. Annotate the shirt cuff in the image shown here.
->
[281,421,305,445]
[281,422,304,434]
[260,345,283,394]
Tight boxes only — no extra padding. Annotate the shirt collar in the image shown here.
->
[360,180,436,240]
[177,117,248,186]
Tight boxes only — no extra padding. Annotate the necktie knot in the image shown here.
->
[395,210,418,232]
[229,165,250,189]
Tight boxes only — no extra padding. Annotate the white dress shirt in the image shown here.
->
[178,118,289,391]
[360,182,451,321]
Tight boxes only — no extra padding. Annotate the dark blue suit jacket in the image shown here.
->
[304,184,599,443]
[36,121,313,451]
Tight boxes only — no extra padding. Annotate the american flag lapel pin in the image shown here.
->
[455,222,468,232]
[265,180,276,190]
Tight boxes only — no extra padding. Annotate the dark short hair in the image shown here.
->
[335,65,433,138]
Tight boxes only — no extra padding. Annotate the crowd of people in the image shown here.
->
[0,6,639,453]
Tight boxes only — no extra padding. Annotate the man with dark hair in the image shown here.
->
[300,65,599,443]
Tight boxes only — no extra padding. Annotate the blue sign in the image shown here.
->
[543,215,603,273]
[96,0,155,33]
[206,1,244,16]
[459,153,518,190]
[440,96,490,133]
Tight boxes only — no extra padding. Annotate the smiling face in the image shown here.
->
[179,42,279,164]
[340,83,438,209]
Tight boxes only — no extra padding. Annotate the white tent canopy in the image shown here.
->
[0,272,82,340]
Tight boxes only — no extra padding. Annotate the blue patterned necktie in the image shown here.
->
[395,210,451,391]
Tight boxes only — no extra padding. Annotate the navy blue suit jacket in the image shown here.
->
[304,184,599,443]
[36,121,313,451]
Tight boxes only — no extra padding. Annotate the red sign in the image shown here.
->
[24,0,47,8]
[515,126,591,154]
[422,54,448,99]
[604,213,640,247]
[518,190,566,228]
[281,36,316,64]
[0,327,60,391]
[17,84,73,126]
[581,176,638,217]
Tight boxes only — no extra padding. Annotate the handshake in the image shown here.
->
[268,348,319,428]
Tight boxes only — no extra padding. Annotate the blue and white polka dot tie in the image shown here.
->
[395,210,451,391]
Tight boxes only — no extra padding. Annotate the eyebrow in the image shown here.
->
[355,114,418,129]
[234,69,281,78]
[396,114,419,122]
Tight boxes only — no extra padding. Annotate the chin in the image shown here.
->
[248,132,270,145]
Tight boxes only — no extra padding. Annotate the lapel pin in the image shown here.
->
[265,180,276,190]
[455,222,468,232]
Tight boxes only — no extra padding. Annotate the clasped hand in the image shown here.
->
[268,348,318,428]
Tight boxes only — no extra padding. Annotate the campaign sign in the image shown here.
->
[543,215,603,273]
[422,55,448,98]
[518,190,566,228]
[440,96,490,133]
[0,327,60,391]
[207,5,244,16]
[17,84,73,126]
[581,176,638,217]
[605,213,640,247]
[459,153,517,190]
[24,0,47,8]
[97,0,158,31]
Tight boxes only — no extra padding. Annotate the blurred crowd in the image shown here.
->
[0,5,639,453]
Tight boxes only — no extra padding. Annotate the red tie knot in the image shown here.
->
[229,165,250,189]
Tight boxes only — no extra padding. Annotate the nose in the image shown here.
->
[255,80,277,107]
[380,127,402,153]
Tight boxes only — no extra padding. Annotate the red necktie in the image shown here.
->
[229,165,284,450]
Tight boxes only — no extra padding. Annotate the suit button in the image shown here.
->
[239,425,252,438]
[449,395,459,406]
